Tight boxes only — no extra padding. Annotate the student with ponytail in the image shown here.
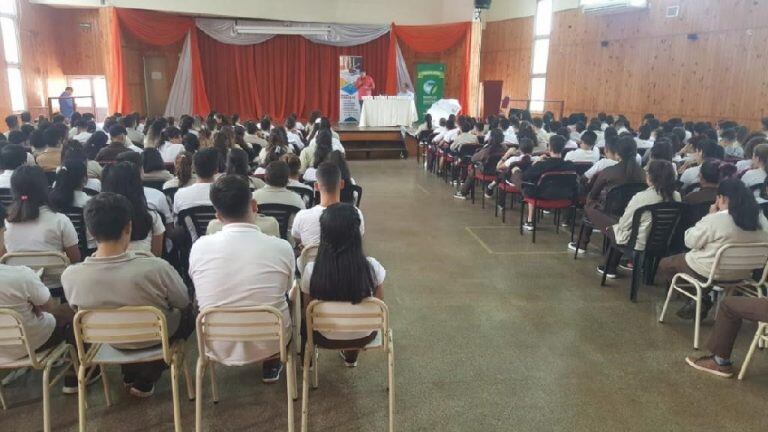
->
[49,158,90,211]
[660,178,768,321]
[157,126,185,164]
[163,151,195,190]
[2,165,80,263]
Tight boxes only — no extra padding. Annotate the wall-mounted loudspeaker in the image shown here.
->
[601,40,609,47]
[474,0,492,10]
[687,33,699,40]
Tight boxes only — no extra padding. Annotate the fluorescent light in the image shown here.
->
[234,24,332,36]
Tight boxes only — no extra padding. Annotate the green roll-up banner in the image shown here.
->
[416,63,445,121]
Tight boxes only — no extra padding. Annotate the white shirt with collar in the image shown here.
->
[503,127,518,145]
[564,147,600,163]
[144,187,172,224]
[158,142,184,163]
[679,165,701,186]
[584,158,618,180]
[0,264,55,361]
[73,131,92,144]
[741,168,767,188]
[189,223,295,365]
[286,130,304,151]
[0,170,11,188]
[172,182,213,215]
[291,204,365,247]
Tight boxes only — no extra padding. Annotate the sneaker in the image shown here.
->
[62,366,102,395]
[522,222,534,231]
[339,350,358,368]
[129,381,155,398]
[568,242,586,255]
[453,193,468,200]
[618,261,634,272]
[675,297,713,321]
[262,362,283,384]
[685,355,734,378]
[596,265,617,279]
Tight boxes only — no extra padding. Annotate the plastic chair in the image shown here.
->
[288,186,314,208]
[143,180,166,191]
[60,206,89,257]
[496,179,520,224]
[659,244,768,348]
[258,203,302,240]
[177,205,217,244]
[164,187,179,208]
[0,309,78,432]
[470,155,503,208]
[600,202,686,302]
[0,188,13,208]
[73,306,193,432]
[519,171,579,243]
[195,302,299,432]
[297,245,319,277]
[301,298,394,432]
[0,252,70,293]
[573,183,647,258]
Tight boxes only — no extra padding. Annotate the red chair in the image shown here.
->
[496,179,520,223]
[519,171,579,243]
[469,156,503,208]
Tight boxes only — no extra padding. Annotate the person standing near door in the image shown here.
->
[59,86,76,121]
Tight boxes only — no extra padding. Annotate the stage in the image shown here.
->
[335,124,418,160]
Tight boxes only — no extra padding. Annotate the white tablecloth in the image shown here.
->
[359,98,418,127]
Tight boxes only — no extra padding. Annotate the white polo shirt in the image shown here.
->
[144,187,172,223]
[4,206,79,254]
[172,182,213,215]
[0,170,12,188]
[158,142,185,164]
[0,264,55,361]
[127,210,166,253]
[564,147,600,163]
[291,204,365,247]
[189,223,295,365]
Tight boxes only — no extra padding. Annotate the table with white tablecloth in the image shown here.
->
[358,97,418,127]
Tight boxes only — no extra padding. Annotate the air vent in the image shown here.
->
[666,5,680,18]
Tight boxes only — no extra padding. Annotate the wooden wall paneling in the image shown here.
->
[479,17,533,101]
[54,8,108,76]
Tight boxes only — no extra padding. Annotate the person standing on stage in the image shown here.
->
[354,70,375,108]
[59,86,76,121]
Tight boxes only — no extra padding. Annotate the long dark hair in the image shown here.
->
[142,148,166,173]
[646,160,677,202]
[49,158,87,211]
[7,165,50,223]
[102,162,153,241]
[424,113,433,130]
[617,136,644,181]
[84,131,108,160]
[718,178,762,231]
[313,130,333,168]
[309,203,376,304]
[226,148,250,176]
[174,151,194,187]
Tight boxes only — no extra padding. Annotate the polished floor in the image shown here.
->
[2,159,768,431]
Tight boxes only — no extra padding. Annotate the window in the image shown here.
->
[0,0,23,111]
[67,75,109,121]
[529,0,553,113]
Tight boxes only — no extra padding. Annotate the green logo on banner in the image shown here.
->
[416,63,445,121]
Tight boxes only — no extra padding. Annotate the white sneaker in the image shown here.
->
[567,242,586,255]
[339,351,358,368]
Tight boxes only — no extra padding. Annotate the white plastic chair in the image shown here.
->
[659,243,768,348]
[297,245,319,277]
[195,303,298,432]
[73,306,193,432]
[301,298,394,432]
[0,309,78,432]
[0,251,70,290]
[738,321,768,380]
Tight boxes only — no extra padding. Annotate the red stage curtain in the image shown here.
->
[385,22,471,112]
[198,31,389,122]
[108,8,210,115]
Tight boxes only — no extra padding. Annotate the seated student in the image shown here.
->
[244,121,268,151]
[71,120,92,144]
[95,125,131,162]
[736,135,768,173]
[2,165,80,264]
[84,130,108,163]
[226,147,265,190]
[432,117,457,145]
[720,128,743,159]
[163,151,195,190]
[686,295,768,377]
[520,135,576,230]
[679,139,724,187]
[499,117,518,146]
[570,137,646,252]
[564,130,600,163]
[158,126,186,164]
[36,127,65,172]
[740,143,768,190]
[49,157,91,210]
[292,162,364,248]
[173,148,218,215]
[123,114,144,147]
[659,179,768,321]
[449,119,480,152]
[142,148,174,182]
[596,160,681,279]
[301,203,385,367]
[189,175,294,382]
[103,162,165,256]
[62,193,192,397]
[253,160,306,210]
[0,144,27,188]
[683,159,723,204]
[584,136,619,181]
[282,153,313,193]
[285,116,304,152]
[301,130,334,183]
[454,129,506,200]
[116,151,172,227]
[498,137,536,172]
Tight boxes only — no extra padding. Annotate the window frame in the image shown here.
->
[529,0,552,113]
[0,0,24,112]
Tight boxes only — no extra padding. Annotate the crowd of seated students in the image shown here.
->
[0,107,382,415]
[417,108,768,379]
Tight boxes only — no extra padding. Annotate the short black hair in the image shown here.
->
[0,144,27,170]
[316,161,341,192]
[109,124,127,138]
[549,135,566,155]
[5,115,18,129]
[84,192,133,241]
[195,148,219,178]
[7,130,25,145]
[580,130,597,147]
[721,128,737,141]
[116,150,142,167]
[699,139,724,160]
[265,160,290,187]
[210,174,251,220]
[519,138,534,154]
[700,159,721,184]
[20,111,30,123]
[42,127,61,147]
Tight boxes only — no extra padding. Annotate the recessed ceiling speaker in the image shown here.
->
[475,0,492,10]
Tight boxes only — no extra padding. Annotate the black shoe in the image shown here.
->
[596,265,617,279]
[62,366,102,395]
[262,362,283,384]
[129,380,155,398]
[676,297,713,321]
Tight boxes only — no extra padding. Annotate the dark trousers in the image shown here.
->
[313,331,377,363]
[578,205,618,249]
[707,297,768,359]
[657,253,701,288]
[460,168,476,195]
[121,306,195,385]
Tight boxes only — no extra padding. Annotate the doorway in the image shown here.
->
[65,75,109,121]
[143,55,170,117]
